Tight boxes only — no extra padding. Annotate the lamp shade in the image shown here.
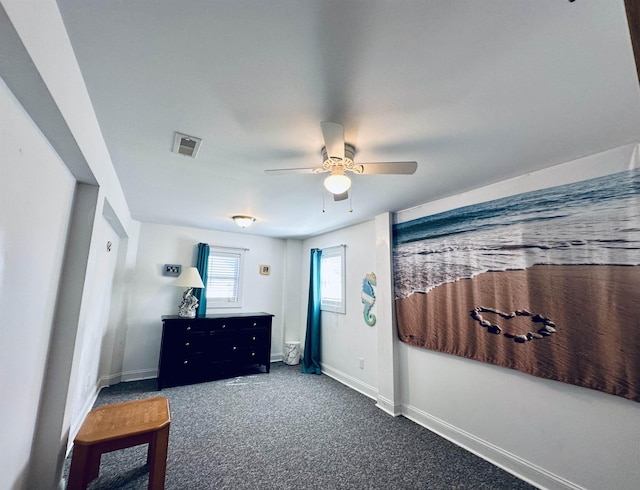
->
[324,167,351,194]
[173,267,204,288]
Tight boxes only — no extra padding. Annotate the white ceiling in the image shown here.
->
[56,0,640,240]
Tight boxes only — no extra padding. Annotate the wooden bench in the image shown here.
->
[67,396,170,490]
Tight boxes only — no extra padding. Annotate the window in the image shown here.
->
[206,247,246,308]
[320,245,346,313]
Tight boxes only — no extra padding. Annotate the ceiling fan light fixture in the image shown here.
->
[232,215,256,228]
[324,167,352,195]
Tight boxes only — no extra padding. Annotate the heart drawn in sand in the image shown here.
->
[470,306,558,343]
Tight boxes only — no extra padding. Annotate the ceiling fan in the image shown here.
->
[265,122,417,201]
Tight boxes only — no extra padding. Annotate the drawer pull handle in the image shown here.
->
[233,346,237,350]
[251,352,255,356]
[185,342,190,347]
[186,326,191,331]
[252,336,256,341]
[222,324,226,328]
[253,322,257,326]
[183,360,189,365]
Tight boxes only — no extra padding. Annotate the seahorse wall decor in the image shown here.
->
[361,272,377,326]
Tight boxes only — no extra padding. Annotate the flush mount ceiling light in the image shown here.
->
[232,215,256,228]
[323,165,352,195]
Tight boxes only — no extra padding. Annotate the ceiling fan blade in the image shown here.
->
[264,167,318,175]
[357,161,417,175]
[333,190,349,201]
[320,121,345,160]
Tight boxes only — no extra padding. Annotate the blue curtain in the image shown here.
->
[195,243,209,317]
[302,248,322,374]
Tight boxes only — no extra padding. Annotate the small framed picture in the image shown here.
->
[163,264,181,277]
[259,264,271,275]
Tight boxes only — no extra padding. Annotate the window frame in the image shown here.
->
[320,245,346,314]
[205,246,246,309]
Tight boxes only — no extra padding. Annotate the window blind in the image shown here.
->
[206,252,241,302]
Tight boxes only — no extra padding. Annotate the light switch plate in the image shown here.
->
[163,264,181,277]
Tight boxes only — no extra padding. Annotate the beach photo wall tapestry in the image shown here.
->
[392,165,640,402]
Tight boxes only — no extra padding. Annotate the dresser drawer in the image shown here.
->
[240,317,270,329]
[164,320,208,335]
[160,330,206,357]
[161,354,234,388]
[203,318,235,332]
[238,327,269,346]
[233,346,266,364]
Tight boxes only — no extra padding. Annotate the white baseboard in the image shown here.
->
[403,404,586,490]
[120,368,157,382]
[320,364,378,401]
[375,394,402,417]
[98,372,122,388]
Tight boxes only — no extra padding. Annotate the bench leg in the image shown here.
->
[67,445,101,490]
[86,447,102,482]
[147,425,169,490]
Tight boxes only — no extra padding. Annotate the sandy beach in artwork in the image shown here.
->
[395,264,640,402]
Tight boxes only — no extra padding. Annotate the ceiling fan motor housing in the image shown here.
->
[321,143,358,172]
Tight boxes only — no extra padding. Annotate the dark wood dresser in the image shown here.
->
[158,312,274,389]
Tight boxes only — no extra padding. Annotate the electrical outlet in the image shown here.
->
[359,358,364,369]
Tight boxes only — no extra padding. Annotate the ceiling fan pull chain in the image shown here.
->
[349,187,353,213]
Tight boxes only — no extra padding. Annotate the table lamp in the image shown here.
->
[174,267,205,318]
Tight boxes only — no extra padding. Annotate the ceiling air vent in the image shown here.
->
[172,132,202,158]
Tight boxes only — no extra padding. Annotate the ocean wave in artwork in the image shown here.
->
[393,168,640,299]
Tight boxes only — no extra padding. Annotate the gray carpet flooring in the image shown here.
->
[64,362,536,489]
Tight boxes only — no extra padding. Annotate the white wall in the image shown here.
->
[99,201,137,385]
[282,239,303,344]
[302,221,378,398]
[64,209,125,441]
[122,222,294,380]
[0,76,76,490]
[390,145,640,490]
[0,1,141,488]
